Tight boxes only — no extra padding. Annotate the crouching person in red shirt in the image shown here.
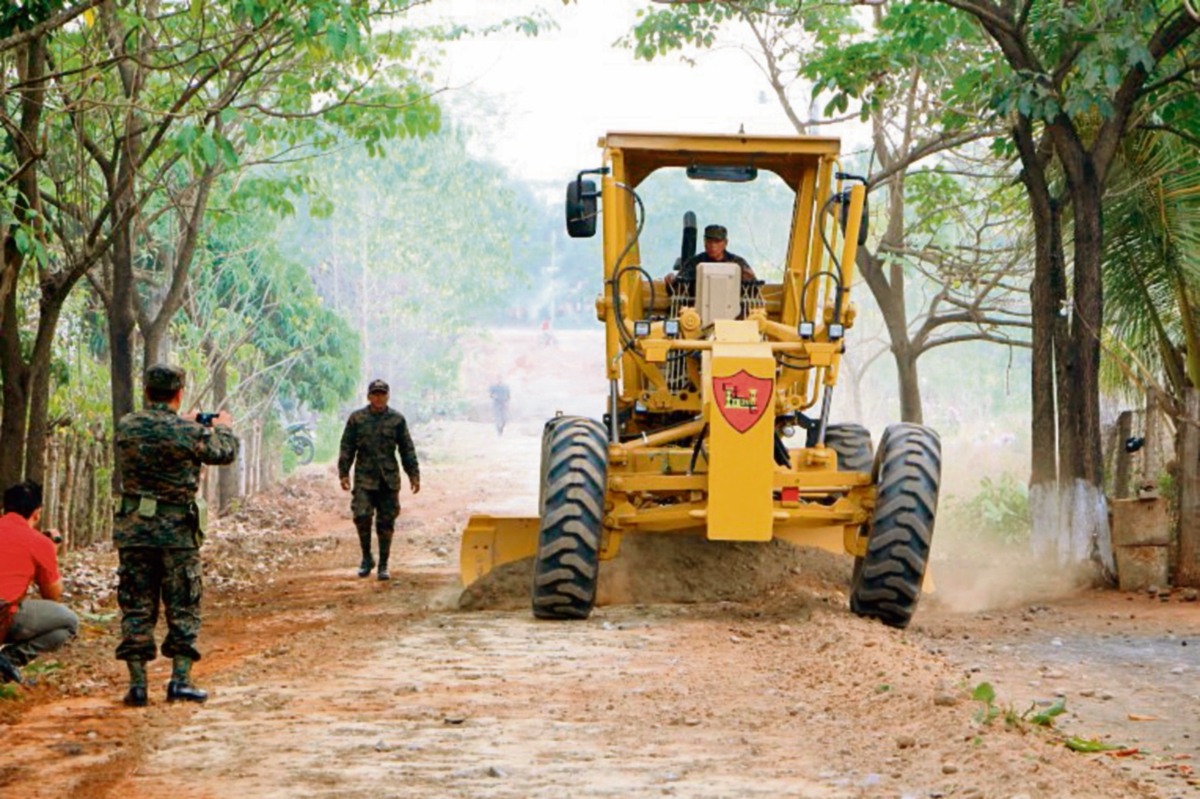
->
[0,481,79,684]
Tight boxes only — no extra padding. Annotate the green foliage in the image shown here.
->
[1099,132,1200,403]
[1064,736,1126,753]
[972,682,1000,724]
[271,126,535,421]
[946,473,1031,546]
[973,682,1068,730]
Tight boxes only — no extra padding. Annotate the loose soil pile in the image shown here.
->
[459,534,853,612]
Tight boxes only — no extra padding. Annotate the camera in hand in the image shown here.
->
[43,529,63,544]
[196,412,218,427]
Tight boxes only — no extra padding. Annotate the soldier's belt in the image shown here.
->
[120,495,194,516]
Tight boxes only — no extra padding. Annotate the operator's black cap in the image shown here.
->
[704,224,728,240]
[145,363,185,392]
[368,379,389,395]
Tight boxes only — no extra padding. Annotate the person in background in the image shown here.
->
[338,379,421,581]
[489,376,511,437]
[0,481,79,685]
[113,363,239,707]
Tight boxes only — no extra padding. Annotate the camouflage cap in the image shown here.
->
[144,363,185,392]
[704,224,728,240]
[368,378,389,394]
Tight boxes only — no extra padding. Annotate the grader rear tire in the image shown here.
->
[825,423,873,472]
[532,418,608,620]
[850,424,941,629]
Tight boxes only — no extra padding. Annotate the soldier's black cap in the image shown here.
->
[145,363,185,392]
[704,224,728,240]
[368,379,389,395]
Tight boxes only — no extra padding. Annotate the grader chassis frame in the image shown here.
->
[461,132,941,629]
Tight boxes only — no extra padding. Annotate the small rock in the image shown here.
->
[942,763,959,774]
[934,693,958,707]
[1080,689,1096,697]
[1100,691,1115,701]
[374,740,389,752]
[683,718,701,726]
[895,734,916,749]
[1050,638,1063,647]
[1183,589,1199,602]
[444,715,467,725]
[1148,585,1160,596]
[1171,666,1188,674]
[486,766,507,778]
[729,635,742,644]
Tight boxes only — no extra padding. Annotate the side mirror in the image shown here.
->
[566,179,598,238]
[839,193,870,247]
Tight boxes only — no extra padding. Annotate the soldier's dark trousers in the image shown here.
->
[116,547,203,663]
[352,487,399,570]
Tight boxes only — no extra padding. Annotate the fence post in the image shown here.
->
[1114,410,1134,500]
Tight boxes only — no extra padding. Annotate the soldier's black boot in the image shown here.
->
[123,660,148,707]
[0,649,23,685]
[356,522,374,578]
[166,656,207,703]
[377,529,393,581]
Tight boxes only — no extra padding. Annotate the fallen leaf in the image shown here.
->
[1127,713,1158,721]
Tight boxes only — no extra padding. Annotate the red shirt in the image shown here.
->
[0,512,60,616]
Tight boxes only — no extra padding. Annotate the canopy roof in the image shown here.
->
[602,132,843,192]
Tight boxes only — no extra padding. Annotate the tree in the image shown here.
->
[274,128,536,420]
[930,0,1199,575]
[0,0,446,488]
[624,1,1033,423]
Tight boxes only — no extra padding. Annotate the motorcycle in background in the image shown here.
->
[286,422,316,465]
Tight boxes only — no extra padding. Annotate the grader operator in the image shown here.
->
[460,132,941,629]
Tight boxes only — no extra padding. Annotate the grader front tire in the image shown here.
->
[850,424,941,629]
[532,418,608,620]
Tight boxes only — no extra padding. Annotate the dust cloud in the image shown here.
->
[927,536,1095,614]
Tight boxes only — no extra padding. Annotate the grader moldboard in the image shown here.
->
[461,132,941,629]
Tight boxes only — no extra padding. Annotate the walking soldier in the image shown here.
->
[338,379,421,580]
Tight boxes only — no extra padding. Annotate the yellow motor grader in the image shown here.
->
[461,132,941,628]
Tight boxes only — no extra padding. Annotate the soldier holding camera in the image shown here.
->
[113,363,238,707]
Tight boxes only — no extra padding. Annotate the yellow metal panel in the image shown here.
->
[459,515,540,587]
[775,524,848,555]
[706,339,775,541]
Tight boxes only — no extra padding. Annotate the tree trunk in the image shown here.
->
[0,288,30,490]
[859,249,924,424]
[1177,389,1200,586]
[213,358,239,513]
[893,346,923,425]
[23,287,71,484]
[1065,175,1115,579]
[108,223,139,491]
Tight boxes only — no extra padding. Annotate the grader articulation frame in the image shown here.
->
[461,132,941,629]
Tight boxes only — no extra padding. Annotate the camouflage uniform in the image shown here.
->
[338,395,420,574]
[113,366,238,665]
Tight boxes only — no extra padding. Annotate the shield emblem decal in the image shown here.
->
[712,370,773,434]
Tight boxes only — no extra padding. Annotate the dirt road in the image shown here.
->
[2,415,1197,799]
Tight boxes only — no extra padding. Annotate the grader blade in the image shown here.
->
[459,514,541,587]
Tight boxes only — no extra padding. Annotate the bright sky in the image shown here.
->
[422,0,837,188]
